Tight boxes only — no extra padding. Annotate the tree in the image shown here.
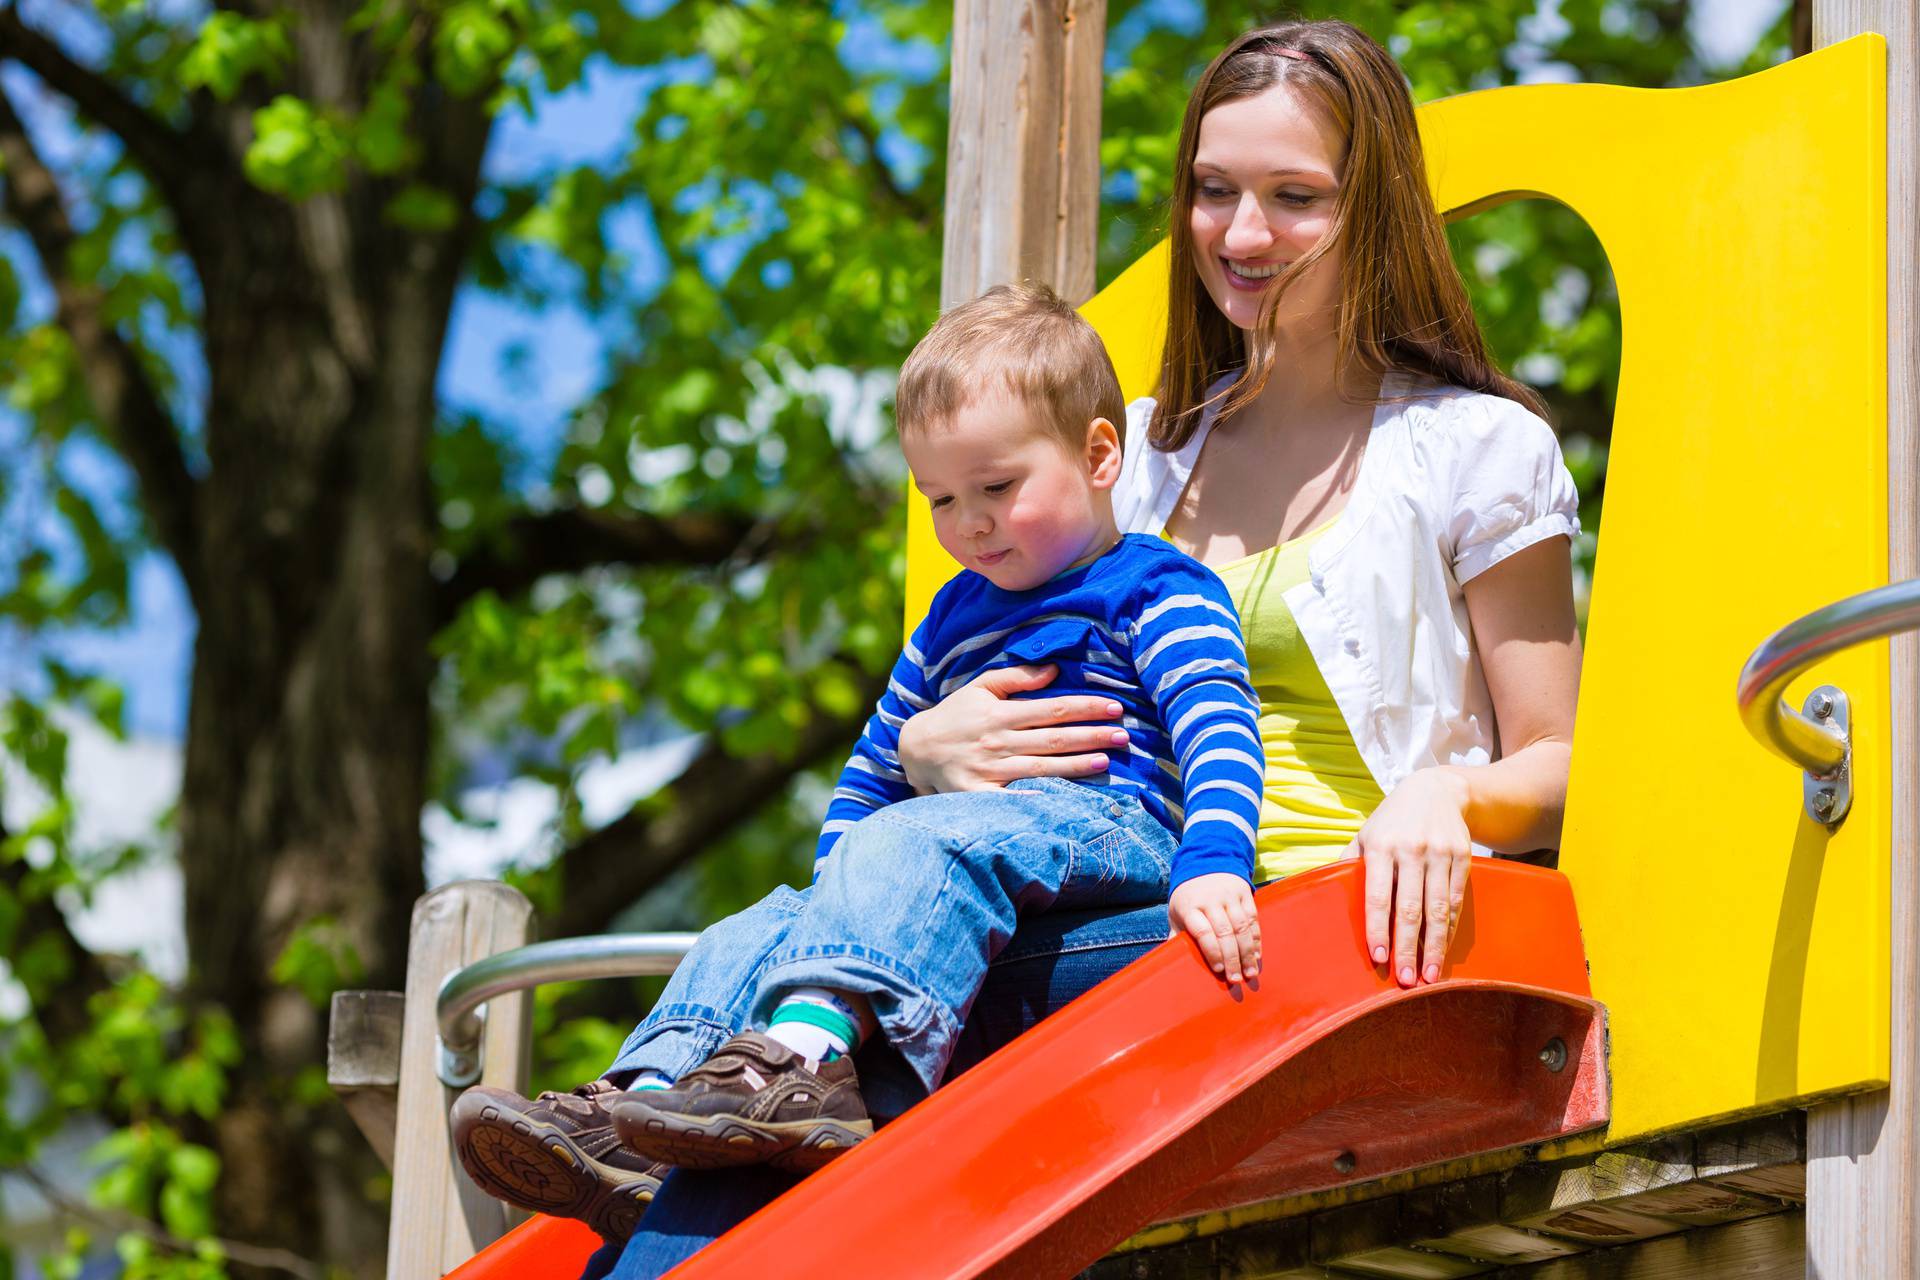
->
[0,0,1796,1273]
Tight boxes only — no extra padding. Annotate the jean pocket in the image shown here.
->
[1061,824,1169,906]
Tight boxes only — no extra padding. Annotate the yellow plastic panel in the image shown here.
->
[905,39,1891,1143]
[1420,38,1889,1140]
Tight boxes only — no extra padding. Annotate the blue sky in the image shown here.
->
[1,0,1785,744]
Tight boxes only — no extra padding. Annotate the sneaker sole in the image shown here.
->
[612,1099,873,1174]
[450,1094,658,1243]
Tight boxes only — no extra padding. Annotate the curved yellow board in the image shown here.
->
[906,37,1891,1143]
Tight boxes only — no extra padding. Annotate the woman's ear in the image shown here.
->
[1085,417,1123,490]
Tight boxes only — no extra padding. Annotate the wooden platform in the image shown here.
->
[1084,1112,1806,1278]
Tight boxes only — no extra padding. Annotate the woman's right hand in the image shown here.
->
[896,664,1130,793]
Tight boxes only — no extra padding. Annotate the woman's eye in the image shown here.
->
[1279,191,1317,207]
[1197,184,1234,200]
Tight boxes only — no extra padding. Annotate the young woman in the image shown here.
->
[588,18,1580,1276]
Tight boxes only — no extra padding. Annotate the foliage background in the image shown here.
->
[0,0,1799,1274]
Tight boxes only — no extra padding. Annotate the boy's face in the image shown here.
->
[905,391,1121,592]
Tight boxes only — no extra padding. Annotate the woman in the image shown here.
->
[588,17,1579,1276]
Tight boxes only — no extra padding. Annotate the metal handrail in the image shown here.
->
[435,932,698,1087]
[1736,576,1920,825]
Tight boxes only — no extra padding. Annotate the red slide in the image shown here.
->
[450,860,1605,1279]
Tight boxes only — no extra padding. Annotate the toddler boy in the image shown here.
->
[451,282,1264,1240]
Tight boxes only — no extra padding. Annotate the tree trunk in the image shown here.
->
[173,170,471,1266]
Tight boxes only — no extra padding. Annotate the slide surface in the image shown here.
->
[451,860,1604,1280]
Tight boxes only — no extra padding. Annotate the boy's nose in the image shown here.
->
[958,506,992,538]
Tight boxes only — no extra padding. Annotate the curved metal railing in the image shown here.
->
[1737,577,1920,826]
[435,932,698,1087]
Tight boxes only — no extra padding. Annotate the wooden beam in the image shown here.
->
[941,0,1105,308]
[1088,1114,1804,1279]
[327,988,405,1169]
[385,882,535,1280]
[1808,5,1920,1279]
[1490,1211,1804,1279]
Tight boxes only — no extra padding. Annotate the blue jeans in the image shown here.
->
[582,897,1175,1280]
[605,778,1176,1093]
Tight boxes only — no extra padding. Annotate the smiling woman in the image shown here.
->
[1155,27,1551,460]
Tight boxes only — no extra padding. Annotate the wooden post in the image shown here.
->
[941,0,1105,308]
[327,988,405,1168]
[385,881,536,1280]
[1808,4,1920,1277]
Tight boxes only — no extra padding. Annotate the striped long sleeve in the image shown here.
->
[812,622,935,870]
[807,535,1262,889]
[1130,567,1264,890]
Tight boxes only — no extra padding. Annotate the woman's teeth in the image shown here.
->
[1227,260,1283,280]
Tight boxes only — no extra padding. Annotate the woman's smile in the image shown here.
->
[1223,258,1287,289]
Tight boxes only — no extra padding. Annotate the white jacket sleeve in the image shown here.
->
[1446,394,1582,584]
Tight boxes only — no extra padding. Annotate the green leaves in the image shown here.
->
[434,1,517,97]
[243,96,350,199]
[386,184,462,232]
[271,917,368,1009]
[178,13,292,101]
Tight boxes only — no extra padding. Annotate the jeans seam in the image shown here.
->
[761,941,930,993]
[992,932,1168,966]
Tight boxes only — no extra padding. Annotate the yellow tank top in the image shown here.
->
[1173,524,1384,882]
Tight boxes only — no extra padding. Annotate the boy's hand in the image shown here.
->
[1169,873,1261,985]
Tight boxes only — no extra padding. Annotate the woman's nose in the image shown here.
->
[1222,193,1273,256]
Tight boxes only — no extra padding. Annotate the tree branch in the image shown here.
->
[837,109,935,228]
[0,83,204,599]
[546,665,888,940]
[19,1164,324,1280]
[0,813,115,1047]
[0,7,209,208]
[435,508,780,625]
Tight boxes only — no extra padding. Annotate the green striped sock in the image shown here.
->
[766,991,864,1062]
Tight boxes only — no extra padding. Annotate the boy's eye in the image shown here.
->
[929,495,952,509]
[983,481,1012,495]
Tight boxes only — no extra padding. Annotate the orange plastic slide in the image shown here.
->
[450,859,1605,1279]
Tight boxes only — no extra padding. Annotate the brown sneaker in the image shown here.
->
[609,1032,873,1174]
[450,1078,666,1242]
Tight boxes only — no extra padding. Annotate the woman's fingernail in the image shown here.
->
[1424,964,1440,983]
[1110,729,1130,744]
[1373,946,1388,963]
[1399,967,1415,985]
[1090,754,1108,770]
[1105,702,1124,716]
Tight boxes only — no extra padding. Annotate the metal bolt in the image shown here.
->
[1812,788,1837,820]
[1539,1037,1568,1073]
[1811,692,1835,719]
[1333,1151,1357,1174]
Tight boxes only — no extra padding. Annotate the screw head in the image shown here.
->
[1811,692,1835,719]
[1812,788,1837,819]
[1539,1037,1568,1073]
[1333,1151,1357,1174]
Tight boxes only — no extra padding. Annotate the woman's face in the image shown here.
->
[1187,83,1347,335]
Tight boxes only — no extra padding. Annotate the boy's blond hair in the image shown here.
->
[895,281,1126,453]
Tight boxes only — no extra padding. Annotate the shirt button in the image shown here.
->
[1108,802,1123,818]
[1343,637,1361,655]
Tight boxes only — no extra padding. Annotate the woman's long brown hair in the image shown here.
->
[1153,19,1547,450]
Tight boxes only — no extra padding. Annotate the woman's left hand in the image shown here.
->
[1345,768,1473,988]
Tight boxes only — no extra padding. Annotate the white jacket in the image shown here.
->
[1114,372,1581,797]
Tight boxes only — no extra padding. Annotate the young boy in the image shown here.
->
[451,283,1264,1241]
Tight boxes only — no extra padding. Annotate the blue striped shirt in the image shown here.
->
[819,534,1264,890]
